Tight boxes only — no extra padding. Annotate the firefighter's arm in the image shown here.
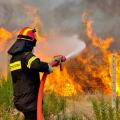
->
[29,58,52,73]
[25,53,52,73]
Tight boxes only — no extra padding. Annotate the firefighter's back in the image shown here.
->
[9,52,40,112]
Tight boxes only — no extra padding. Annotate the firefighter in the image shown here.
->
[8,27,58,120]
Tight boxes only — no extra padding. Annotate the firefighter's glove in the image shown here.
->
[49,56,61,67]
[49,55,66,67]
[49,59,59,67]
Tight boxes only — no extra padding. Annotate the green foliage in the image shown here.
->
[92,99,101,120]
[70,115,80,120]
[0,78,13,108]
[62,115,83,120]
[43,92,66,118]
[107,105,115,120]
[91,97,120,120]
[0,78,18,120]
[1,79,120,120]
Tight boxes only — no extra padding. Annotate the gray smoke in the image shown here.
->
[42,0,120,50]
[34,0,120,50]
[0,0,120,46]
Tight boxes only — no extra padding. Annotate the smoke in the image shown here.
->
[35,35,85,61]
[0,1,21,30]
[24,0,120,51]
[1,0,120,44]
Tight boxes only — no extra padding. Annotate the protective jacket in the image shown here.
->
[8,39,50,112]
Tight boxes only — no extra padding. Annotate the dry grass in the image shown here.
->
[0,79,120,120]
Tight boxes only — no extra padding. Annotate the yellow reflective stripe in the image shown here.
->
[27,56,37,68]
[9,61,22,72]
[17,38,31,41]
[23,28,32,36]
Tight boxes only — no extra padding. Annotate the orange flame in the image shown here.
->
[1,9,120,96]
[74,13,120,95]
[0,28,13,79]
[82,13,113,51]
[0,28,13,52]
[44,67,82,96]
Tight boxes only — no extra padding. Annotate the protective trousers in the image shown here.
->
[23,110,37,120]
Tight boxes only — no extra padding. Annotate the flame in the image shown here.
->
[18,5,79,96]
[82,13,113,51]
[0,7,120,96]
[0,28,13,52]
[67,13,120,95]
[44,67,82,96]
[0,28,13,79]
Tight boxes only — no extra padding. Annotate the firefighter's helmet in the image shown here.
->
[17,27,36,41]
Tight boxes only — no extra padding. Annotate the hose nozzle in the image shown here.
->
[54,55,66,62]
[53,55,66,71]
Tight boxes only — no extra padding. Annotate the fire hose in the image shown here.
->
[37,55,66,120]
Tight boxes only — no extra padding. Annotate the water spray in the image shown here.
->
[66,47,84,59]
[65,35,86,59]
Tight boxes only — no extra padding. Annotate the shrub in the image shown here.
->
[92,97,120,120]
[43,92,66,119]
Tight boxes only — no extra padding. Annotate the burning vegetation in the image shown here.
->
[37,14,120,96]
[0,28,13,80]
[65,14,120,96]
[0,10,120,96]
[44,14,120,96]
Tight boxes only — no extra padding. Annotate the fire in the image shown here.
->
[65,13,120,95]
[82,13,113,51]
[0,7,120,96]
[44,67,82,96]
[0,28,13,52]
[34,27,83,95]
[0,28,13,79]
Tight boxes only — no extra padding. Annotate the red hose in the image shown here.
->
[37,57,66,120]
[37,72,48,120]
[37,61,58,120]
